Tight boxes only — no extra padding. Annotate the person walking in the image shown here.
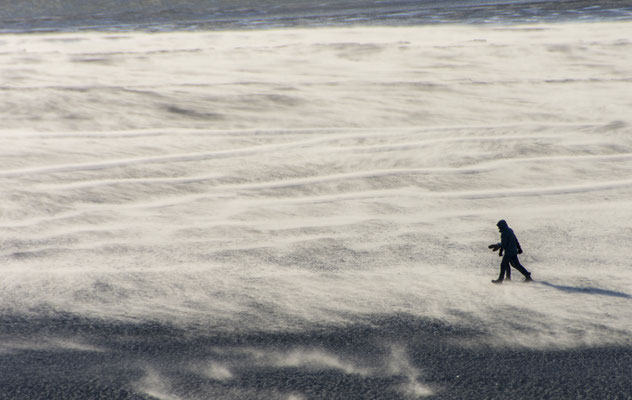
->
[488,220,532,284]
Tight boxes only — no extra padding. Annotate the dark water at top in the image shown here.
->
[1,0,631,33]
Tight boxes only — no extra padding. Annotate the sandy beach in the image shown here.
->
[1,21,631,398]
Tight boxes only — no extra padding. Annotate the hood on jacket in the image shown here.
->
[496,220,508,231]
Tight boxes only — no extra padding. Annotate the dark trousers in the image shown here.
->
[499,254,530,281]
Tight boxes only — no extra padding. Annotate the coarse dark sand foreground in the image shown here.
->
[1,312,632,399]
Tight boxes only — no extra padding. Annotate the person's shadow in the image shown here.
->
[537,281,632,299]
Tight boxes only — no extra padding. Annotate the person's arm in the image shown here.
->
[498,232,511,256]
[500,231,509,251]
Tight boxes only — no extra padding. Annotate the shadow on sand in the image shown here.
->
[0,312,632,399]
[537,281,632,299]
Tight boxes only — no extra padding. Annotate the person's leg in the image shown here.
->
[509,255,531,280]
[493,256,511,283]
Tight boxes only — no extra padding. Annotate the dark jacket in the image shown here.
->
[497,220,520,257]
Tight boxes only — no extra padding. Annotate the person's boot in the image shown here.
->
[523,273,533,282]
[491,279,503,284]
